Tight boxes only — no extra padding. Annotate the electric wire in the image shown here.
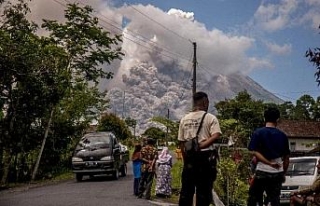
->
[51,0,319,104]
[52,0,193,70]
[121,0,193,43]
[69,0,193,62]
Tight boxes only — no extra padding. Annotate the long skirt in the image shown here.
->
[155,164,172,196]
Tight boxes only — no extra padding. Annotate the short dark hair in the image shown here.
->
[193,92,208,103]
[264,107,280,123]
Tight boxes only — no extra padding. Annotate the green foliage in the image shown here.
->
[171,160,183,188]
[125,117,137,137]
[125,117,137,128]
[42,3,123,83]
[278,101,295,119]
[215,152,250,205]
[151,116,179,144]
[306,26,320,86]
[0,0,124,184]
[143,127,166,140]
[215,90,265,147]
[98,113,132,140]
[278,95,320,121]
[294,94,315,120]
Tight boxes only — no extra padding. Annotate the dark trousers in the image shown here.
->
[247,170,283,206]
[138,171,154,199]
[179,151,217,206]
[133,177,140,196]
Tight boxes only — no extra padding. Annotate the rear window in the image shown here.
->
[76,133,112,150]
[286,158,317,176]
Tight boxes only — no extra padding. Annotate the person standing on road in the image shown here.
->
[247,107,290,206]
[132,143,142,196]
[137,138,158,200]
[155,146,173,198]
[178,91,222,206]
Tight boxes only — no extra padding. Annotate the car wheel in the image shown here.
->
[112,169,119,180]
[76,174,83,182]
[120,164,127,177]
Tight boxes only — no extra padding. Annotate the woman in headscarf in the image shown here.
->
[155,147,172,198]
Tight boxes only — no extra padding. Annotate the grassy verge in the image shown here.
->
[151,158,183,204]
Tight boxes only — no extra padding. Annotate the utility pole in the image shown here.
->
[122,90,125,119]
[192,42,197,108]
[166,108,169,146]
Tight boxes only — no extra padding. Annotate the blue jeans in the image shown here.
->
[133,178,140,196]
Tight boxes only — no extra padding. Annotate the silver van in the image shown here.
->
[280,156,320,204]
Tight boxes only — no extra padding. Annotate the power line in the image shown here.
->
[52,0,320,103]
[52,0,193,68]
[122,0,192,43]
[65,0,192,61]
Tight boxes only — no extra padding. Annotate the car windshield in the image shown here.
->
[286,158,317,176]
[75,133,111,150]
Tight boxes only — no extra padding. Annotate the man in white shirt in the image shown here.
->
[178,91,222,206]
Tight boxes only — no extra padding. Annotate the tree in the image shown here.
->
[0,0,124,184]
[125,117,137,137]
[215,91,265,147]
[215,157,249,205]
[312,96,320,121]
[279,101,295,120]
[0,0,68,184]
[294,94,315,120]
[306,25,320,86]
[151,116,179,144]
[143,127,166,141]
[98,113,132,140]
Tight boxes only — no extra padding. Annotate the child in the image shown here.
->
[175,146,182,161]
[132,144,142,196]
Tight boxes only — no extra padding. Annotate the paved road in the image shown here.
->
[0,161,176,206]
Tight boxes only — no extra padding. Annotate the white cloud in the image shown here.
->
[265,42,292,55]
[167,8,194,21]
[300,8,320,29]
[306,0,320,6]
[248,57,274,71]
[253,0,298,32]
[23,0,271,81]
[253,0,320,31]
[5,0,286,134]
[112,3,266,84]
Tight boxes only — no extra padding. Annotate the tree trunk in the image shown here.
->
[31,109,54,182]
[1,148,12,186]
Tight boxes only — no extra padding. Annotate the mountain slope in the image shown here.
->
[103,63,283,135]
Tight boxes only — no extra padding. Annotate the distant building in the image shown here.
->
[277,120,320,156]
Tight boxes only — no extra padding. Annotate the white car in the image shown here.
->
[280,156,320,204]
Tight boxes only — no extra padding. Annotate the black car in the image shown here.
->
[71,132,128,181]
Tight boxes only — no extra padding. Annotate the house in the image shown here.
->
[277,120,320,155]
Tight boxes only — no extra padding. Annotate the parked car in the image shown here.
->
[71,132,128,181]
[280,156,320,204]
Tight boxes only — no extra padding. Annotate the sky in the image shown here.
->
[25,0,320,103]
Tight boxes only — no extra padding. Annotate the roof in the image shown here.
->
[277,120,320,138]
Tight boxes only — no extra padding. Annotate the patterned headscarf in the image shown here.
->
[157,147,172,164]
